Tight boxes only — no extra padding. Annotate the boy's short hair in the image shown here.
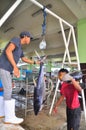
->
[58,68,69,74]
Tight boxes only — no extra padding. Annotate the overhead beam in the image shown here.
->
[0,0,23,27]
[30,0,72,28]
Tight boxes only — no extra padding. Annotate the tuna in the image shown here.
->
[33,51,46,115]
[70,71,83,80]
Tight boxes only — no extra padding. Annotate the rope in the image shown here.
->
[42,6,47,36]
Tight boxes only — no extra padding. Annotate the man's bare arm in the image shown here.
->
[5,43,20,77]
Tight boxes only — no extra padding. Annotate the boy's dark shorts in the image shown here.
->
[66,107,81,130]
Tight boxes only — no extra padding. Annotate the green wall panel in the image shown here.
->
[77,19,86,63]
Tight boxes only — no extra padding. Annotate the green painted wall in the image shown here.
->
[77,19,86,63]
[46,61,51,72]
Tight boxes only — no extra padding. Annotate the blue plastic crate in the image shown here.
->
[0,80,3,96]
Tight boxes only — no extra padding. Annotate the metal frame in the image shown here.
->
[0,0,23,27]
[0,0,85,120]
[30,0,86,120]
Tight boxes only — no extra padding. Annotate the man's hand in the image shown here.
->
[35,60,40,64]
[13,66,20,78]
[62,73,73,82]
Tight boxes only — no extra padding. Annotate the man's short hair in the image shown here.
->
[20,31,33,39]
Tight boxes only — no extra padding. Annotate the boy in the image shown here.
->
[53,68,82,130]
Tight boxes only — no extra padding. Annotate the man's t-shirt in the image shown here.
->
[0,37,24,73]
[60,82,80,109]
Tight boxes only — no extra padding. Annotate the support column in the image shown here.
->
[77,19,86,82]
[77,19,86,121]
[77,18,86,63]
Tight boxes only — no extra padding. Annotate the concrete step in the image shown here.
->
[0,118,25,130]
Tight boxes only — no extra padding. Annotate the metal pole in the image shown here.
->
[49,27,72,115]
[62,29,72,64]
[59,20,71,64]
[0,0,23,27]
[49,80,60,115]
[71,27,81,70]
[29,0,72,28]
[81,89,86,121]
[71,27,86,120]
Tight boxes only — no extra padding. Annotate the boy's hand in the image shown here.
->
[53,107,58,114]
[62,73,73,81]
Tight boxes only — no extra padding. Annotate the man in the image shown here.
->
[0,31,39,124]
[53,68,82,130]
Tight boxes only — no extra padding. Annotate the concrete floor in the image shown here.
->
[0,118,24,130]
[0,101,86,130]
[20,101,86,130]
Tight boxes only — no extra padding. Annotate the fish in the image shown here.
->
[70,71,83,80]
[33,51,46,115]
